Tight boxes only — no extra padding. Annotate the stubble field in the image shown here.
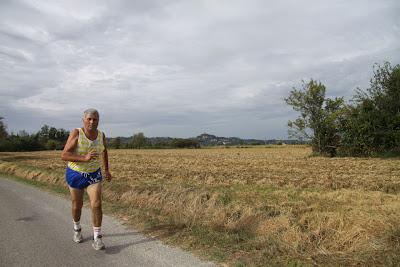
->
[1,145,400,266]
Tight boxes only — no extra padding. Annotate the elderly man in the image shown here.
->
[61,108,112,250]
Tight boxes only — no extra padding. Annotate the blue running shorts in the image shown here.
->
[65,167,103,189]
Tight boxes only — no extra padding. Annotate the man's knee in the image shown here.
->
[91,200,102,210]
[72,199,83,209]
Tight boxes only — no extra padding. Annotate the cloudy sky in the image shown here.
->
[0,0,399,139]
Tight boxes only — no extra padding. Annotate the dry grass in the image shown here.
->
[1,146,400,266]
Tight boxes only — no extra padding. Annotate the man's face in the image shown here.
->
[83,113,99,131]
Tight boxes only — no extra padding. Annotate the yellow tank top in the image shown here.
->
[67,128,105,173]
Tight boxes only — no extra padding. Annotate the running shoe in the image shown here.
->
[92,235,105,250]
[73,228,83,243]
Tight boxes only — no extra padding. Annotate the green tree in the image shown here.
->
[285,79,344,155]
[55,128,69,142]
[48,127,58,140]
[38,124,50,143]
[45,139,58,150]
[339,62,400,155]
[131,132,146,149]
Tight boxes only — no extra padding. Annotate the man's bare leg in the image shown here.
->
[87,182,102,227]
[69,187,84,243]
[69,187,84,222]
[87,182,105,250]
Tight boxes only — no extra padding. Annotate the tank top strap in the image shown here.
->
[97,130,103,142]
[77,128,84,142]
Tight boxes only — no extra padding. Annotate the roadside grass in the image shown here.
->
[1,146,400,266]
[0,162,256,265]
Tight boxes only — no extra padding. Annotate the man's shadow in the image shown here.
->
[82,232,156,255]
[85,224,186,254]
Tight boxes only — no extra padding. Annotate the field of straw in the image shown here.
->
[1,146,400,266]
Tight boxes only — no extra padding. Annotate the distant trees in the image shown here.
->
[286,62,400,156]
[108,133,201,149]
[38,125,69,150]
[0,120,69,152]
[171,138,200,148]
[113,137,121,149]
[0,132,42,152]
[131,132,146,149]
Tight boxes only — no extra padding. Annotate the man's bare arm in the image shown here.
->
[102,133,109,171]
[102,132,112,181]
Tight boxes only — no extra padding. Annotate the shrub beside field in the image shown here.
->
[1,146,400,266]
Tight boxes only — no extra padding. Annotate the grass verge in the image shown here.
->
[0,163,248,265]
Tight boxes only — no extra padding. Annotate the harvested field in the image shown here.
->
[1,146,400,266]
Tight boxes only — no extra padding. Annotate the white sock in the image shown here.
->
[93,226,102,239]
[73,220,81,231]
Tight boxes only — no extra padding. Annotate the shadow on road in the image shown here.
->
[105,238,156,255]
[81,231,144,242]
[81,224,186,255]
[105,232,156,255]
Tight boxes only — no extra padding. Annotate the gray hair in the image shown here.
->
[83,108,99,118]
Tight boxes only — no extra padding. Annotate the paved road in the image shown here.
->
[0,176,215,267]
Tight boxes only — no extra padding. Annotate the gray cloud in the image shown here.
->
[0,0,399,139]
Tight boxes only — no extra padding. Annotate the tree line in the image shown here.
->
[109,132,200,149]
[285,61,400,156]
[0,123,69,152]
[0,123,200,151]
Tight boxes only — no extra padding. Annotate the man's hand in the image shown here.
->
[84,150,98,162]
[104,170,112,182]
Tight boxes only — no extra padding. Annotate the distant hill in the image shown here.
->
[194,133,303,146]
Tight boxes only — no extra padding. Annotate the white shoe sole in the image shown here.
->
[73,230,83,243]
[92,243,105,250]
[73,238,83,243]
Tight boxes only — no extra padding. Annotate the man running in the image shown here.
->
[61,108,112,250]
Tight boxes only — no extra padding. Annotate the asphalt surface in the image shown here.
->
[0,176,215,267]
